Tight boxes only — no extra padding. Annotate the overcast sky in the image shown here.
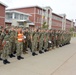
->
[0,0,76,21]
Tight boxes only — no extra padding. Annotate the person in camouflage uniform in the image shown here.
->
[2,30,10,64]
[38,28,44,54]
[28,29,32,52]
[14,27,18,54]
[58,30,62,47]
[43,29,49,52]
[16,28,24,60]
[51,30,56,49]
[23,28,29,54]
[9,27,15,58]
[55,30,60,48]
[0,30,3,60]
[48,29,52,50]
[31,28,38,56]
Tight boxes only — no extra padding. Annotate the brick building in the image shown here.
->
[7,6,52,28]
[66,19,72,31]
[52,13,63,30]
[7,6,74,31]
[52,13,74,30]
[0,1,7,28]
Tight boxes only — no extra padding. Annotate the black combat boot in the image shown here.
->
[17,56,21,60]
[9,54,15,58]
[5,60,10,64]
[17,56,24,60]
[44,49,48,52]
[3,60,7,64]
[11,54,15,57]
[32,52,38,56]
[9,54,12,58]
[19,56,24,59]
[39,50,44,54]
[59,44,62,47]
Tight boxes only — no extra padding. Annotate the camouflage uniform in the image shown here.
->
[0,31,3,60]
[9,30,15,57]
[51,31,55,49]
[43,31,49,51]
[2,31,10,64]
[32,32,38,52]
[55,31,60,48]
[38,31,44,53]
[28,31,32,52]
[23,30,29,53]
[16,29,24,60]
[14,29,18,54]
[17,42,23,57]
[48,30,52,50]
[31,30,38,56]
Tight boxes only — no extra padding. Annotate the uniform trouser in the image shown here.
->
[37,42,39,50]
[39,40,43,51]
[56,40,59,47]
[62,39,65,45]
[32,41,37,52]
[28,40,32,51]
[16,42,23,56]
[0,46,3,58]
[52,41,55,48]
[2,43,10,60]
[23,40,28,52]
[0,51,2,58]
[44,40,48,49]
[10,42,15,54]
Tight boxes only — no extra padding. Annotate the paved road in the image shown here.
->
[0,37,76,75]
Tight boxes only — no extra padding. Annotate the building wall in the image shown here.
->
[0,4,5,27]
[52,13,62,30]
[14,7,34,14]
[66,20,72,31]
[12,7,46,28]
[8,6,74,31]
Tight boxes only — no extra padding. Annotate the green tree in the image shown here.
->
[42,22,48,29]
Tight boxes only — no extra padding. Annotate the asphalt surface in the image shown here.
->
[0,37,76,75]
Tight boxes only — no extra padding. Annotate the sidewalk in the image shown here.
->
[0,37,76,75]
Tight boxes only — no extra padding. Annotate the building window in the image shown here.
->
[14,13,19,19]
[6,13,12,19]
[24,15,28,20]
[20,14,24,20]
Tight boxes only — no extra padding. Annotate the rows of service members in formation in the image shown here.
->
[0,26,71,64]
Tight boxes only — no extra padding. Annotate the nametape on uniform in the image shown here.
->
[48,41,52,43]
[24,36,26,39]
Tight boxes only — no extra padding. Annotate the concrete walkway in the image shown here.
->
[0,37,76,75]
